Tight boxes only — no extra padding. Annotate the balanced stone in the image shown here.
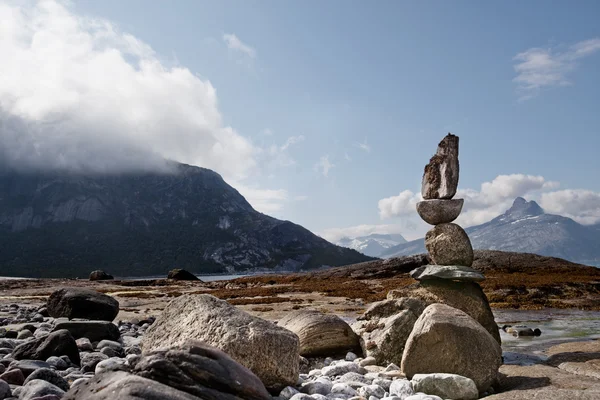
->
[421,133,459,200]
[410,265,485,282]
[425,223,473,267]
[416,199,463,225]
[401,304,502,392]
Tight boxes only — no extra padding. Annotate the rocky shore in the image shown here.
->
[1,134,599,399]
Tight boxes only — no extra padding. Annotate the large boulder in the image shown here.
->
[387,279,501,344]
[89,270,114,281]
[12,329,81,365]
[52,320,120,342]
[141,294,299,392]
[352,298,426,365]
[63,371,200,400]
[421,133,459,200]
[401,304,502,393]
[167,269,200,281]
[277,310,360,357]
[425,223,473,267]
[47,288,119,321]
[134,340,271,400]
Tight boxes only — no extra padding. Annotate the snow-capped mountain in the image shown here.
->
[381,197,600,266]
[337,233,407,257]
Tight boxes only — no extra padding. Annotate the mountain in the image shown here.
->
[381,197,600,266]
[336,233,407,257]
[0,164,373,278]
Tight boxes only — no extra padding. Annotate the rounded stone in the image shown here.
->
[425,223,473,267]
[416,199,463,225]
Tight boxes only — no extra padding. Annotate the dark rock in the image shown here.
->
[12,329,80,365]
[24,368,70,392]
[410,265,485,282]
[401,304,502,392]
[416,199,464,225]
[53,320,120,342]
[18,379,65,399]
[0,378,10,399]
[8,360,52,378]
[421,133,459,200]
[4,331,17,339]
[62,371,204,400]
[0,368,25,385]
[425,223,474,267]
[167,269,200,281]
[80,352,109,373]
[47,288,119,322]
[134,340,271,399]
[89,270,114,281]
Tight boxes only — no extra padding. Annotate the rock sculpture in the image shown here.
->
[414,133,481,282]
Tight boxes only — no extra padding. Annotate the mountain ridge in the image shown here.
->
[381,197,600,265]
[0,163,373,278]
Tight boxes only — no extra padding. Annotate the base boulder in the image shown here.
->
[401,304,502,392]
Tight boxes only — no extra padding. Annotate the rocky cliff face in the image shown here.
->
[381,197,600,266]
[0,164,372,277]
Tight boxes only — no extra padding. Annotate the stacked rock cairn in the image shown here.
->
[410,133,485,282]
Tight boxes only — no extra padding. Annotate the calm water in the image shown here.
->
[494,308,600,365]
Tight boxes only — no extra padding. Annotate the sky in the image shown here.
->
[1,0,600,241]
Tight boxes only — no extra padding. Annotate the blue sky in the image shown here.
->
[2,0,600,241]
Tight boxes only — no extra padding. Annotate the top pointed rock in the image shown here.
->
[421,134,459,200]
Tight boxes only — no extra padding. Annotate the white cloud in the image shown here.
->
[233,183,288,214]
[377,174,562,228]
[354,138,371,153]
[265,135,304,168]
[222,33,256,58]
[314,155,334,177]
[344,152,352,161]
[319,224,405,243]
[540,189,600,225]
[280,135,305,151]
[378,190,421,219]
[0,0,259,179]
[513,38,600,99]
[261,128,273,136]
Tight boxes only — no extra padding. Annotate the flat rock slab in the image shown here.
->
[410,265,485,282]
[485,364,600,399]
[421,133,459,200]
[416,199,464,225]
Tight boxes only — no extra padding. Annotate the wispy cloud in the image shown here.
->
[314,155,334,177]
[280,135,305,151]
[266,135,305,167]
[344,152,352,162]
[354,138,371,153]
[513,38,600,99]
[223,33,256,58]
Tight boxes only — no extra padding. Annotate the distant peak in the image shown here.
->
[506,197,544,217]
